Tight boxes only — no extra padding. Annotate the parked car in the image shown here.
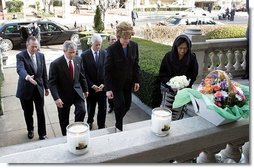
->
[175,7,211,17]
[0,19,79,50]
[157,15,219,26]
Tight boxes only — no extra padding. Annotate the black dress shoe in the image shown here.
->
[39,135,48,140]
[98,125,105,129]
[28,131,34,139]
[108,108,114,113]
[88,123,93,130]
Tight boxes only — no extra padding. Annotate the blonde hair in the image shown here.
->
[116,21,135,39]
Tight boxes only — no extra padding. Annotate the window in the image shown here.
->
[38,23,48,32]
[4,25,19,34]
[47,24,61,32]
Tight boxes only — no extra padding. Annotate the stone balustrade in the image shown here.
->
[184,28,247,83]
[0,116,249,163]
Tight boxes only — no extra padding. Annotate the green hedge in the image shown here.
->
[132,38,170,108]
[206,26,246,39]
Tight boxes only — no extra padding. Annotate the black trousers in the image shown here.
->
[20,87,46,137]
[132,18,136,26]
[108,98,114,109]
[113,82,132,131]
[86,91,107,129]
[57,95,86,136]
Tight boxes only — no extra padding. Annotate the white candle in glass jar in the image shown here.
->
[151,107,172,136]
[66,122,90,155]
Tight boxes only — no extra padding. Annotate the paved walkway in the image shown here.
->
[0,46,150,147]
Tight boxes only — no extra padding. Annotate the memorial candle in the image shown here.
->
[66,122,90,155]
[151,107,172,136]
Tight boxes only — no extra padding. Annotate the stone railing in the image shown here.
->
[184,28,247,83]
[0,116,249,163]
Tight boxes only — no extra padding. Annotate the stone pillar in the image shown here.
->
[196,151,216,163]
[220,143,243,163]
[62,0,70,19]
[144,0,149,5]
[125,0,134,11]
[242,141,249,163]
[184,27,207,83]
[136,0,141,6]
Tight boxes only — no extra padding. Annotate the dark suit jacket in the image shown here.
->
[105,40,140,91]
[48,55,88,105]
[16,50,48,100]
[81,49,107,93]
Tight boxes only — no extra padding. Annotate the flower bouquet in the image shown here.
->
[172,70,249,126]
[198,70,246,108]
[166,75,190,91]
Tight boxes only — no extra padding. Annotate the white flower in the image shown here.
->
[221,90,228,97]
[166,75,190,90]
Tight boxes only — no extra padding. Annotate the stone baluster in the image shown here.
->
[196,151,217,163]
[241,141,249,163]
[217,49,227,71]
[233,49,243,70]
[208,51,218,71]
[219,142,244,163]
[226,49,235,71]
[203,50,210,75]
[241,49,247,70]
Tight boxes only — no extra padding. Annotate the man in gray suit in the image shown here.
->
[16,36,49,140]
[48,41,89,136]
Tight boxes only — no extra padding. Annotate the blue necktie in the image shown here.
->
[95,52,99,64]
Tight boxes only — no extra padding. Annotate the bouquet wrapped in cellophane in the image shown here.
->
[173,70,249,126]
[198,70,246,108]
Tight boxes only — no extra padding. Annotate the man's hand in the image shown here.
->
[98,84,104,90]
[92,85,100,92]
[27,75,37,85]
[134,83,140,92]
[106,91,114,99]
[55,98,64,108]
[45,89,49,96]
[84,92,89,98]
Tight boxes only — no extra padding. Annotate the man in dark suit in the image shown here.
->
[105,22,141,132]
[131,10,138,26]
[30,22,41,48]
[16,36,49,140]
[81,34,107,130]
[48,41,89,136]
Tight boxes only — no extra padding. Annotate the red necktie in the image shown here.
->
[69,60,74,80]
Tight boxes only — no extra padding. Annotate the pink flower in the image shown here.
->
[213,84,221,92]
[215,101,222,107]
[214,91,222,98]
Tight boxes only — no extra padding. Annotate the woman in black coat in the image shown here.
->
[159,34,198,120]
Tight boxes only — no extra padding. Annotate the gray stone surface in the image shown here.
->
[0,117,249,163]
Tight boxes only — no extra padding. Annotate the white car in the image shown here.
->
[175,7,211,17]
[157,15,221,26]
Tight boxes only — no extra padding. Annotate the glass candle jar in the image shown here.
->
[66,122,90,155]
[151,107,172,136]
